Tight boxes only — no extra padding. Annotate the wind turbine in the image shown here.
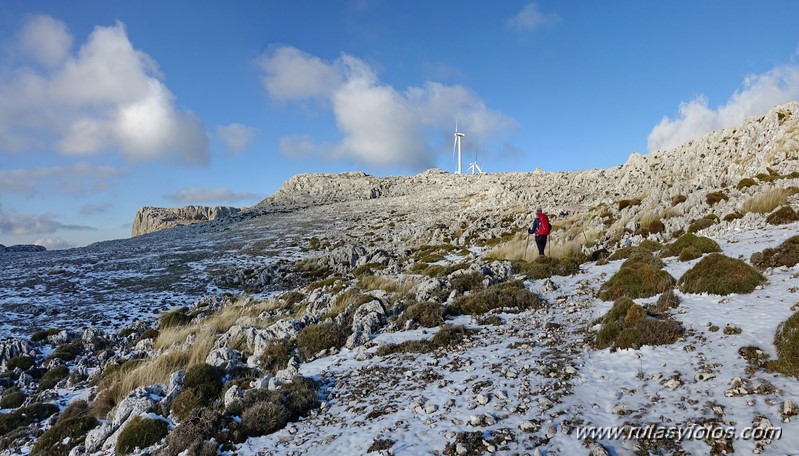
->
[468,146,483,174]
[452,120,465,174]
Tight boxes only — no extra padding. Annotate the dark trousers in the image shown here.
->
[535,235,547,256]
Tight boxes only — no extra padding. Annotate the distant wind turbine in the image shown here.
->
[468,146,483,174]
[453,119,465,175]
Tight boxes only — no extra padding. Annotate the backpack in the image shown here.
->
[536,213,551,236]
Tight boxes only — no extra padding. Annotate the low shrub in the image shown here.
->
[116,416,168,455]
[377,325,473,356]
[242,401,289,437]
[636,318,682,346]
[687,217,715,233]
[31,328,60,343]
[595,297,682,349]
[660,233,721,258]
[650,288,680,314]
[449,271,486,293]
[296,322,350,361]
[736,178,758,190]
[616,327,642,349]
[671,195,687,206]
[351,262,386,278]
[280,376,320,421]
[397,301,444,328]
[607,246,639,261]
[31,400,98,456]
[678,246,702,261]
[597,257,674,301]
[431,324,471,348]
[618,199,641,211]
[5,355,34,371]
[280,291,305,306]
[766,205,799,225]
[751,235,799,269]
[678,253,766,295]
[453,281,540,315]
[40,365,69,391]
[772,312,799,377]
[0,402,59,435]
[259,339,294,373]
[164,407,221,456]
[171,364,223,421]
[636,219,666,237]
[639,240,663,252]
[511,255,581,280]
[0,391,26,409]
[706,191,728,206]
[723,211,744,222]
[159,309,192,330]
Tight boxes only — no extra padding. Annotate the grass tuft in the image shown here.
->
[750,235,799,269]
[660,233,721,258]
[116,416,168,455]
[678,253,765,295]
[452,281,540,315]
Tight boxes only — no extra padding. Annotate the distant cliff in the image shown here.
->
[131,206,241,237]
[0,244,47,253]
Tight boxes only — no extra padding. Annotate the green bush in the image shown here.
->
[31,328,60,343]
[449,271,486,293]
[678,246,702,261]
[454,281,540,315]
[639,240,663,252]
[397,301,444,328]
[259,339,294,373]
[597,261,674,301]
[766,205,799,225]
[660,233,721,258]
[736,178,758,190]
[31,400,98,456]
[164,408,221,456]
[0,391,26,409]
[616,327,642,349]
[431,324,471,348]
[0,402,59,435]
[280,376,320,421]
[678,253,766,295]
[511,256,581,280]
[636,318,682,346]
[706,191,729,206]
[751,235,799,269]
[377,325,474,356]
[687,217,715,233]
[596,321,621,348]
[159,309,192,329]
[5,356,34,371]
[46,343,82,362]
[595,297,682,349]
[116,416,169,455]
[171,364,223,421]
[242,401,289,437]
[296,322,350,361]
[772,312,799,377]
[40,365,69,391]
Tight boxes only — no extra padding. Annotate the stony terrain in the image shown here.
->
[131,206,241,237]
[0,102,798,456]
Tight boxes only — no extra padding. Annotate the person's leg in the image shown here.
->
[535,235,546,256]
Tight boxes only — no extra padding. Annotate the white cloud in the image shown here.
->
[507,3,562,33]
[217,123,256,153]
[163,188,260,204]
[648,64,799,151]
[0,205,94,235]
[0,163,126,195]
[256,46,342,103]
[79,203,112,215]
[258,46,515,170]
[0,16,209,164]
[34,237,73,250]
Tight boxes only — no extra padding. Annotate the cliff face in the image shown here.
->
[131,206,241,237]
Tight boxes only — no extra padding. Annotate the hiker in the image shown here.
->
[528,208,551,256]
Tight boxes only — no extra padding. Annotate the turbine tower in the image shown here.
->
[453,120,465,174]
[468,146,483,174]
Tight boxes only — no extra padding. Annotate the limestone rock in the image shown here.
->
[131,205,241,237]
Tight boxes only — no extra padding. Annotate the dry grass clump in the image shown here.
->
[116,416,168,455]
[723,211,744,222]
[678,253,765,295]
[736,178,758,190]
[351,262,387,278]
[511,255,581,280]
[30,400,97,456]
[598,252,674,301]
[323,289,374,321]
[159,308,193,330]
[376,325,473,356]
[595,297,681,350]
[293,258,333,281]
[618,198,642,211]
[742,187,792,214]
[750,235,799,269]
[449,271,486,294]
[636,218,666,237]
[357,275,399,293]
[766,205,799,225]
[396,301,444,329]
[771,311,799,378]
[295,322,350,361]
[671,195,687,206]
[660,233,721,258]
[453,280,540,315]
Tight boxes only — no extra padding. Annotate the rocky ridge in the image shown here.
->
[131,205,241,237]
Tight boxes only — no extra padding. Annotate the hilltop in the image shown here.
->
[0,102,798,455]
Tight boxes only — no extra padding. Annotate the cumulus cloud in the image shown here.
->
[648,64,799,151]
[507,3,562,32]
[258,46,515,170]
[34,237,73,250]
[163,187,260,204]
[0,205,94,235]
[0,16,209,164]
[0,163,126,195]
[217,123,256,153]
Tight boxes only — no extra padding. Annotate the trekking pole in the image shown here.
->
[524,233,530,261]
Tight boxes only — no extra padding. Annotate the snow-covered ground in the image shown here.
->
[235,223,799,455]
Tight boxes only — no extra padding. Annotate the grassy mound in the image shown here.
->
[678,253,765,295]
[751,235,799,269]
[511,255,581,280]
[296,322,350,361]
[598,252,674,301]
[396,301,444,328]
[766,205,799,225]
[594,297,681,350]
[116,416,168,455]
[660,233,721,258]
[772,312,799,377]
[30,400,98,456]
[452,280,540,315]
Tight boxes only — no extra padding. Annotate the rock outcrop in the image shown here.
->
[131,205,241,237]
[0,244,47,253]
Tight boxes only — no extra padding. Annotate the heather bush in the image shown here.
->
[116,416,168,455]
[163,407,221,456]
[449,271,486,293]
[678,253,765,295]
[751,235,799,269]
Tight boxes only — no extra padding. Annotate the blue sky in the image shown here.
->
[1,1,799,249]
